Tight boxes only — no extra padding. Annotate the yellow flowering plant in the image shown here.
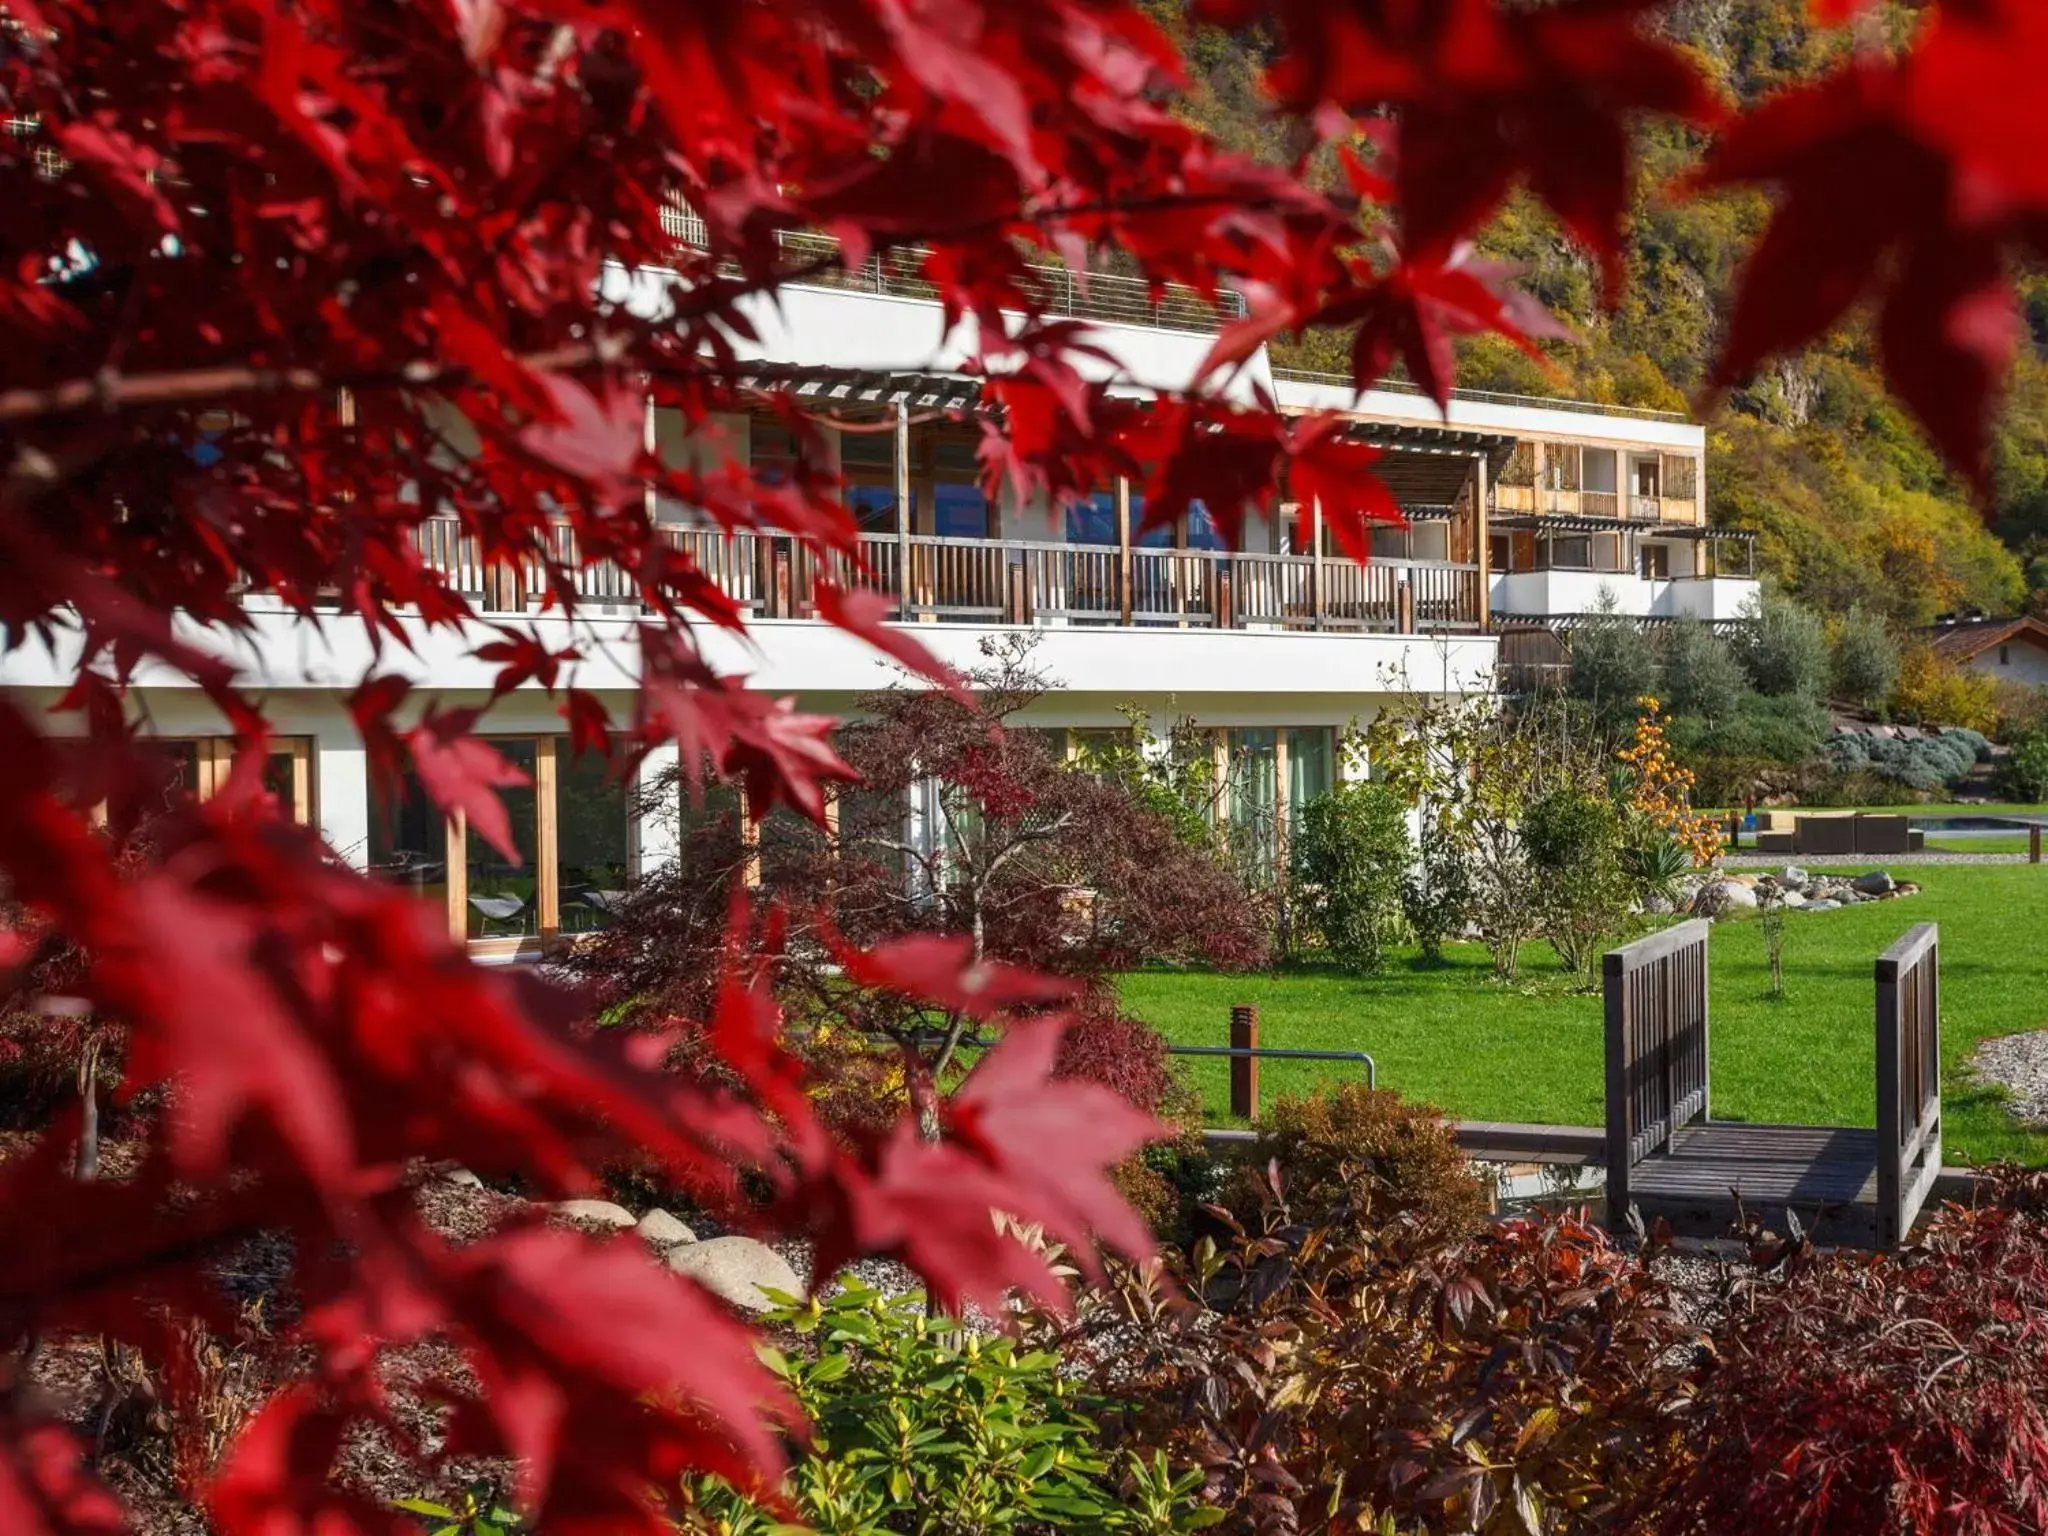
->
[1616,697,1724,868]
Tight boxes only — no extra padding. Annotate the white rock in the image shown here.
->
[439,1166,483,1188]
[551,1198,637,1230]
[636,1209,698,1249]
[1783,865,1810,886]
[1804,899,1841,912]
[666,1236,804,1312]
[1779,889,1806,908]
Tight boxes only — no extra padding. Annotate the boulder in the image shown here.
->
[666,1236,803,1312]
[636,1209,698,1250]
[438,1166,483,1189]
[1692,879,1758,919]
[1852,871,1896,896]
[551,1198,637,1230]
[1783,865,1810,887]
[1803,899,1841,913]
[1779,889,1807,908]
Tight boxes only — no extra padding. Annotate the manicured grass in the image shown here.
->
[1117,862,2048,1166]
[1707,801,2048,820]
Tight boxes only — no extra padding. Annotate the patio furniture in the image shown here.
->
[468,894,528,934]
[1794,814,1859,855]
[1604,922,1941,1250]
[1854,814,1911,856]
[1755,830,1795,853]
[1909,828,1926,852]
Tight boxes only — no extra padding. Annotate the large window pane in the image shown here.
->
[557,742,634,933]
[369,767,448,913]
[933,481,990,539]
[1287,728,1333,825]
[466,739,539,939]
[1066,491,1117,546]
[846,483,908,534]
[1230,728,1278,884]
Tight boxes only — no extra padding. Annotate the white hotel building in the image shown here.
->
[0,246,1757,958]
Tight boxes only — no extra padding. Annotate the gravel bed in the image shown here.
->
[1967,1031,2048,1126]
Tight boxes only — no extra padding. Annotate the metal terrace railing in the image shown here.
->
[657,204,1247,332]
[1268,366,1691,423]
[410,521,1486,635]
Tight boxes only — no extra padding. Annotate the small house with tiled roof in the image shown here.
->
[1926,615,2048,689]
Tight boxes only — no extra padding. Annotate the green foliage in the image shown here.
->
[1659,616,1747,725]
[1292,782,1413,975]
[676,1281,1218,1536]
[1400,810,1473,965]
[1738,594,1831,700]
[1567,600,1657,736]
[1668,691,1830,765]
[1824,728,1982,793]
[1830,604,1902,707]
[2002,724,2048,802]
[1077,710,1218,853]
[398,1483,525,1536]
[1619,829,1693,908]
[1522,785,1633,974]
[1222,1081,1491,1234]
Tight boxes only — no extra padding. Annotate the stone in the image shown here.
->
[1783,865,1810,887]
[636,1209,698,1250]
[1779,889,1807,908]
[1692,879,1758,919]
[666,1236,803,1312]
[439,1166,483,1188]
[1804,899,1841,912]
[551,1198,637,1230]
[1852,871,1896,896]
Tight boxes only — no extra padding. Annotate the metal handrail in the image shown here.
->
[910,1035,1376,1092]
[1268,366,1690,424]
[659,205,1246,331]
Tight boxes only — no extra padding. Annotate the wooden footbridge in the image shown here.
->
[1603,920,1942,1249]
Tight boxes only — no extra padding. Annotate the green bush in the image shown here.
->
[1660,615,1747,725]
[1738,595,1830,700]
[1522,785,1632,973]
[1400,811,1472,963]
[674,1281,1219,1536]
[1221,1081,1490,1233]
[2003,724,2048,802]
[1830,604,1902,708]
[1292,782,1412,974]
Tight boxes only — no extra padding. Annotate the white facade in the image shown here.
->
[1488,570,1759,623]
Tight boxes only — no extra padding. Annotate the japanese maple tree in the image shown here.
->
[0,0,2038,1530]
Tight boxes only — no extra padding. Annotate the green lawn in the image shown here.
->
[1117,863,2048,1166]
[1924,834,2033,854]
[1707,801,2048,819]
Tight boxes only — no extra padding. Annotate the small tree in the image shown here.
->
[1831,604,1902,708]
[2002,724,2048,802]
[1523,786,1632,975]
[1738,594,1831,700]
[1292,782,1413,974]
[1568,595,1658,737]
[1759,882,1789,1000]
[1660,615,1749,726]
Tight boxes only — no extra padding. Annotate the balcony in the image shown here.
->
[416,522,1485,635]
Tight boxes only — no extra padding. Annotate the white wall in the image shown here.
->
[1490,570,1760,622]
[1272,377,1706,455]
[1965,641,2048,689]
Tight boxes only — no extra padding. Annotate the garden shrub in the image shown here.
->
[1523,784,1633,973]
[1893,641,2001,732]
[1823,728,1983,793]
[1737,594,1830,699]
[1659,615,1747,725]
[1830,603,1902,707]
[1292,782,1413,975]
[2002,723,2048,802]
[1652,1171,2048,1535]
[1568,599,1657,737]
[1080,1203,1687,1535]
[1221,1082,1490,1233]
[674,1282,1217,1536]
[1400,810,1472,964]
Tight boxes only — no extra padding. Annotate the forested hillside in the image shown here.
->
[1151,0,2045,626]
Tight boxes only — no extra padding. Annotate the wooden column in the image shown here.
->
[1116,475,1133,626]
[1273,730,1291,890]
[739,785,762,888]
[1211,729,1230,849]
[446,808,469,943]
[1229,1004,1260,1120]
[2031,825,2041,865]
[894,400,912,618]
[535,735,560,941]
[1473,451,1491,634]
[1311,496,1326,631]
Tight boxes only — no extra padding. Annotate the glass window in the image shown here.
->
[466,739,539,939]
[1549,535,1592,569]
[1186,500,1229,552]
[1411,522,1449,562]
[1582,448,1618,495]
[369,767,449,911]
[933,481,990,539]
[557,743,634,933]
[1489,533,1512,571]
[1370,525,1408,559]
[1286,728,1333,828]
[1066,491,1118,547]
[1229,729,1278,885]
[840,431,893,468]
[846,483,907,534]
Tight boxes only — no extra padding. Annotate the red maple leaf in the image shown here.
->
[406,707,532,863]
[836,933,1079,1018]
[814,583,967,701]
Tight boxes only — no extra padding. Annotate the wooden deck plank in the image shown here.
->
[1631,1120,1881,1208]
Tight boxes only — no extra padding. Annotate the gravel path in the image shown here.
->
[1722,851,2028,867]
[1967,1031,2048,1125]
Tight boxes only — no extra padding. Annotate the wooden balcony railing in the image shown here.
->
[409,523,1485,635]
